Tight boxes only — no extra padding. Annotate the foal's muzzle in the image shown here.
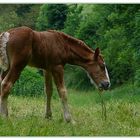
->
[99,81,110,90]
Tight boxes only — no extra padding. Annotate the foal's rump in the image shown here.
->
[2,26,61,70]
[6,27,33,69]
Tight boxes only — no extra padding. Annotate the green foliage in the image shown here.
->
[96,5,138,85]
[15,5,41,29]
[134,69,140,87]
[102,26,135,85]
[0,5,18,31]
[15,4,33,17]
[11,67,44,97]
[76,20,97,48]
[0,4,40,31]
[64,65,94,90]
[35,5,48,31]
[36,4,68,31]
[63,4,83,36]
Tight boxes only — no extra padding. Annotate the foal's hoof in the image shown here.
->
[0,111,8,118]
[0,114,8,119]
[45,114,52,120]
[65,115,72,123]
[65,118,71,123]
[71,119,76,125]
[65,118,76,125]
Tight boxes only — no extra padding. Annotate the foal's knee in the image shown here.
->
[59,88,68,101]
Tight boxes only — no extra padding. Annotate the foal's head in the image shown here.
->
[86,48,110,90]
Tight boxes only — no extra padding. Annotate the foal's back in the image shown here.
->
[8,26,68,70]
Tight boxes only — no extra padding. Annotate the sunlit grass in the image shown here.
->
[0,84,140,136]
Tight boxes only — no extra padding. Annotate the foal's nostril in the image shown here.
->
[101,81,110,89]
[105,82,110,87]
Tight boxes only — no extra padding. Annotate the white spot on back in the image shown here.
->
[0,32,10,71]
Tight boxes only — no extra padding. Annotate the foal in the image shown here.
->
[0,26,110,122]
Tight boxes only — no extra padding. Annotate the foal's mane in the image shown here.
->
[48,30,94,61]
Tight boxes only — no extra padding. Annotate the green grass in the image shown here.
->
[0,84,140,136]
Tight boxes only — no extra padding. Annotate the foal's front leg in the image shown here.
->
[44,70,53,119]
[52,65,72,123]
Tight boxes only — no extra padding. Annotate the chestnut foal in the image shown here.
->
[0,26,110,122]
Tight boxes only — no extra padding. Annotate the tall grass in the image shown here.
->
[0,84,140,136]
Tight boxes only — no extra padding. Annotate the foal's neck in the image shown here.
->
[67,42,94,68]
[50,30,94,68]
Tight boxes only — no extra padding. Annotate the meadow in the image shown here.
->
[0,84,140,136]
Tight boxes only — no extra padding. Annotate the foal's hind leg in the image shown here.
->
[0,70,9,116]
[44,70,53,119]
[52,65,72,123]
[0,67,22,116]
[0,70,7,91]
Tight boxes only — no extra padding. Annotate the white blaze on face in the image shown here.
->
[0,32,10,71]
[104,63,111,87]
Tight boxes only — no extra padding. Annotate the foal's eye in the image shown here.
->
[100,64,105,71]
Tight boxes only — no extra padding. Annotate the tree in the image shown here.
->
[15,4,33,17]
[15,4,41,29]
[0,4,18,31]
[63,4,83,36]
[0,4,41,31]
[36,4,68,31]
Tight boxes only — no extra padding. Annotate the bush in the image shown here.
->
[134,69,140,87]
[11,67,44,97]
[64,65,94,90]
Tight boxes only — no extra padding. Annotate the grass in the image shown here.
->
[0,84,140,136]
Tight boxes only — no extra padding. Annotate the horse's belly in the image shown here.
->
[28,56,47,69]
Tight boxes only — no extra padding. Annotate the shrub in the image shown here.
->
[134,69,140,87]
[64,65,94,90]
[11,67,44,97]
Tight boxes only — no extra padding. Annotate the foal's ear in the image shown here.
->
[94,47,100,61]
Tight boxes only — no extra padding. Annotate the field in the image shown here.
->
[0,84,140,136]
[0,4,139,137]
